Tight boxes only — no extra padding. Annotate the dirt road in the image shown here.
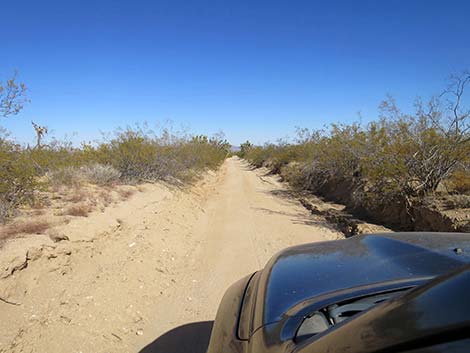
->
[0,157,341,353]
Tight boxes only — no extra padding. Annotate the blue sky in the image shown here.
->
[1,0,469,145]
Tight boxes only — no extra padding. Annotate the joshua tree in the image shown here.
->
[32,121,48,149]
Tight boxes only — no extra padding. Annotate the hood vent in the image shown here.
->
[296,289,410,342]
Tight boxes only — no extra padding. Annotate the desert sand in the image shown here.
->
[0,157,342,353]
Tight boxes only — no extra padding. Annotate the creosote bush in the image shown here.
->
[0,126,229,223]
[242,72,470,216]
[0,136,40,222]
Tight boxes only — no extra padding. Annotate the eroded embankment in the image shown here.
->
[304,176,470,233]
[0,173,219,353]
[255,169,391,237]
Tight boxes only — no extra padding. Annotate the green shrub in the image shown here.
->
[243,74,470,211]
[0,126,229,222]
[448,170,470,194]
[90,129,228,183]
[0,138,40,222]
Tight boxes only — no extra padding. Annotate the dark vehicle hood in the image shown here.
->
[247,233,470,334]
[294,265,470,353]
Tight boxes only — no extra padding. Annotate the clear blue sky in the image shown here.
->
[1,0,469,145]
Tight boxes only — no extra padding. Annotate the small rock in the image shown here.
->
[128,242,136,248]
[60,315,72,323]
[27,247,43,261]
[47,252,58,259]
[61,248,72,256]
[136,329,144,336]
[49,233,69,243]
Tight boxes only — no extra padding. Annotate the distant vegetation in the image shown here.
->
[240,72,470,229]
[0,72,230,223]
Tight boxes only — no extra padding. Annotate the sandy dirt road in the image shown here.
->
[0,157,341,353]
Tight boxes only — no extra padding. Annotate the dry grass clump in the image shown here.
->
[63,204,92,217]
[32,209,46,216]
[47,164,121,187]
[47,166,82,187]
[0,220,50,240]
[99,190,114,206]
[441,195,470,210]
[65,189,88,203]
[0,201,9,225]
[117,188,136,200]
[79,164,121,185]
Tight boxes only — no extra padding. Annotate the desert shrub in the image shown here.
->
[0,124,228,223]
[244,144,277,168]
[1,72,228,222]
[79,164,121,185]
[441,194,470,209]
[265,144,302,174]
[93,128,229,183]
[65,188,88,203]
[46,166,83,186]
[0,72,28,118]
[448,170,470,194]
[244,73,470,213]
[178,135,230,170]
[238,141,253,158]
[0,137,40,222]
[95,128,162,181]
[47,164,120,186]
[26,139,85,172]
[0,200,9,224]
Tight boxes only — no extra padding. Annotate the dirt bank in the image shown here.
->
[1,157,346,353]
[288,173,470,233]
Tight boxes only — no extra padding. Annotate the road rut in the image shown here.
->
[137,157,341,352]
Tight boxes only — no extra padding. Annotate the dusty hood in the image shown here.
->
[250,233,470,331]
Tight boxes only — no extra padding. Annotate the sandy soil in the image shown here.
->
[0,157,342,353]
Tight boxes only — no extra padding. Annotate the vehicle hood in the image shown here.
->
[249,233,470,332]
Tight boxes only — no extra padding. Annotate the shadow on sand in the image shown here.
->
[139,321,214,353]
